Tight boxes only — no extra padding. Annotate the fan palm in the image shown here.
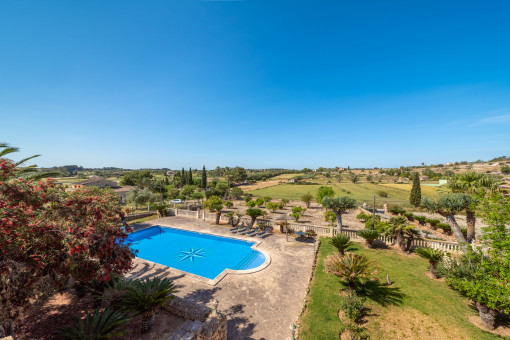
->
[448,172,500,243]
[329,234,354,257]
[414,247,444,279]
[384,216,415,252]
[120,277,177,333]
[357,229,380,248]
[58,308,130,340]
[324,253,378,295]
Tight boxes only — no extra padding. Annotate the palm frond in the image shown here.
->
[16,154,41,166]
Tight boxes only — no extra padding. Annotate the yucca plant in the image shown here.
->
[357,229,380,248]
[329,234,354,257]
[414,247,444,279]
[120,277,177,333]
[324,253,378,295]
[58,308,130,340]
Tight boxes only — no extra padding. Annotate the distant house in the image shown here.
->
[71,177,118,189]
[288,179,296,183]
[337,167,345,171]
[71,177,132,203]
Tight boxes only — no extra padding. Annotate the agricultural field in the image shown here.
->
[247,182,447,208]
[299,241,505,340]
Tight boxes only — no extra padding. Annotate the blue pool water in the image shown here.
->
[126,226,266,280]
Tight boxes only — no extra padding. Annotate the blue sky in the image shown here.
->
[1,0,509,169]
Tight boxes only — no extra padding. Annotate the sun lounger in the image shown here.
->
[245,227,260,235]
[237,225,250,234]
[256,228,271,238]
[230,222,244,233]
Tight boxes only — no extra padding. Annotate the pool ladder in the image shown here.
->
[234,250,259,270]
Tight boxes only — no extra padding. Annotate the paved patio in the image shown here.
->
[127,216,316,340]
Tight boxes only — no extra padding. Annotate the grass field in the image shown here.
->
[299,240,501,340]
[247,182,447,208]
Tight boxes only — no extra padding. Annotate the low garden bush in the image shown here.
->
[403,212,414,221]
[376,190,389,198]
[436,223,452,234]
[414,215,427,225]
[388,206,406,215]
[356,212,369,222]
[426,218,440,230]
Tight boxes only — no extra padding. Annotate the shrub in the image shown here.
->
[58,308,130,340]
[460,227,467,238]
[436,223,452,234]
[377,190,389,198]
[427,218,440,229]
[340,291,366,322]
[224,200,234,208]
[254,197,264,207]
[356,212,369,222]
[357,229,380,248]
[231,187,244,199]
[266,202,280,213]
[364,215,382,229]
[281,198,290,207]
[501,165,510,174]
[243,194,253,202]
[403,212,414,221]
[414,215,427,225]
[305,229,317,238]
[325,211,336,225]
[246,200,256,208]
[262,196,272,203]
[388,206,406,215]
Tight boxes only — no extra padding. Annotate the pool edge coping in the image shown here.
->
[128,224,272,286]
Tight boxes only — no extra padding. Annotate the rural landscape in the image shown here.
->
[2,1,510,340]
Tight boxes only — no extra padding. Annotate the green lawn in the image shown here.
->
[299,240,501,340]
[128,214,159,225]
[247,182,446,208]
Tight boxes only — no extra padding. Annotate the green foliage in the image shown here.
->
[324,253,378,294]
[414,215,427,224]
[436,223,451,233]
[290,205,306,221]
[245,208,265,225]
[356,212,369,222]
[120,277,176,331]
[262,195,272,203]
[266,202,280,212]
[358,229,380,242]
[201,165,207,189]
[246,200,256,208]
[224,200,234,208]
[426,218,440,228]
[321,196,357,214]
[244,194,253,202]
[316,185,335,203]
[340,292,366,323]
[414,247,444,264]
[58,308,130,340]
[231,187,244,199]
[421,193,473,216]
[388,206,406,215]
[501,165,510,174]
[301,192,314,208]
[402,212,414,221]
[376,190,388,198]
[363,215,382,230]
[120,170,153,186]
[254,197,264,207]
[410,172,421,207]
[231,166,248,183]
[324,211,337,225]
[329,235,354,256]
[203,195,223,212]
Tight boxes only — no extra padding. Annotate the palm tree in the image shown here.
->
[324,253,378,295]
[357,229,380,248]
[321,196,357,233]
[329,234,354,257]
[414,247,444,279]
[58,308,130,340]
[448,172,500,243]
[384,216,414,252]
[422,194,473,245]
[120,277,176,333]
[0,143,59,180]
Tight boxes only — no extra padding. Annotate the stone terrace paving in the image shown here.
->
[127,216,316,340]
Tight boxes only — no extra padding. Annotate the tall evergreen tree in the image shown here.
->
[410,172,421,207]
[201,165,207,189]
[181,168,186,187]
[188,167,193,185]
[164,175,169,186]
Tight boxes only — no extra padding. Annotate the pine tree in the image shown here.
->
[201,165,207,189]
[188,167,193,185]
[410,172,421,207]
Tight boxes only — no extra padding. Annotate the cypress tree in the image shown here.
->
[164,175,169,186]
[181,168,186,186]
[188,167,193,185]
[410,173,422,207]
[202,165,207,189]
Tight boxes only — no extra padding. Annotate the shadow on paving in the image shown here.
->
[182,287,222,305]
[225,303,258,340]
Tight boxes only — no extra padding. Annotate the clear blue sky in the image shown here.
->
[1,0,509,169]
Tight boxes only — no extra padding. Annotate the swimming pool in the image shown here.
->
[126,226,267,281]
